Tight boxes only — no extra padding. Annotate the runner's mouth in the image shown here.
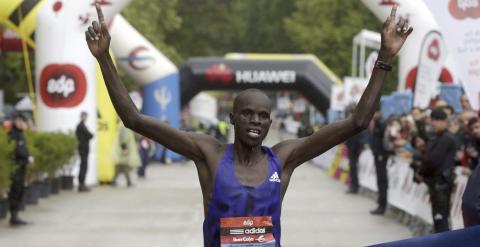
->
[247,129,261,138]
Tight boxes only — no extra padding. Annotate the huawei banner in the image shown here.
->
[424,0,480,111]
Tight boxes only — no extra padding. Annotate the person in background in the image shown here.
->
[462,117,480,227]
[8,113,33,226]
[461,94,472,112]
[75,111,94,192]
[417,108,456,233]
[370,111,389,215]
[217,119,230,143]
[112,122,140,187]
[345,104,367,194]
[137,135,152,178]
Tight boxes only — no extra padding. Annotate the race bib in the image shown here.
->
[220,216,276,247]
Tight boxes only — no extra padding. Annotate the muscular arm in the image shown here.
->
[274,6,412,172]
[87,5,216,162]
[274,55,389,169]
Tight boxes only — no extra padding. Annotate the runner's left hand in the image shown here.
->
[379,5,413,60]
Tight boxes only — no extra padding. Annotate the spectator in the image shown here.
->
[75,111,94,192]
[462,117,480,227]
[137,136,152,178]
[112,122,140,187]
[7,113,32,226]
[370,111,388,215]
[461,94,473,111]
[345,104,367,194]
[417,108,456,233]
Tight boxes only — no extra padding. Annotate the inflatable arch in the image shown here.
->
[361,0,459,108]
[1,0,180,183]
[180,54,341,115]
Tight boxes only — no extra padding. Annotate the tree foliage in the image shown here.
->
[285,0,382,78]
[0,1,400,102]
[0,52,31,104]
[166,0,298,58]
[121,0,182,64]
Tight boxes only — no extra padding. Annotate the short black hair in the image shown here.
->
[430,108,447,120]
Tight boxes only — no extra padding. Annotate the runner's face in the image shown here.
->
[231,92,272,147]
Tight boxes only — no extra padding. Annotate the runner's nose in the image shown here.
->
[250,114,261,125]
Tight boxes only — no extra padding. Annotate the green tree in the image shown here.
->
[167,0,299,59]
[121,0,182,64]
[0,52,31,104]
[285,0,398,93]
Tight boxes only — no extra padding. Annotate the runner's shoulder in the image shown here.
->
[187,132,226,154]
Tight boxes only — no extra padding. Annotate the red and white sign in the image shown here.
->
[425,0,480,110]
[39,64,87,108]
[449,0,480,20]
[330,84,347,111]
[344,76,368,104]
[414,31,448,108]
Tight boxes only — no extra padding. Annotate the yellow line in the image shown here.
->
[18,8,37,122]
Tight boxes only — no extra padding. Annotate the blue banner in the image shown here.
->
[439,84,463,113]
[392,91,413,116]
[142,72,182,161]
[369,226,480,247]
[380,95,396,120]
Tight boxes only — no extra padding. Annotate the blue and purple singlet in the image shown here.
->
[203,144,282,247]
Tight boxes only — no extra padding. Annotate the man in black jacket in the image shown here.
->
[417,108,456,233]
[8,114,32,226]
[370,111,388,215]
[462,117,480,227]
[75,111,93,192]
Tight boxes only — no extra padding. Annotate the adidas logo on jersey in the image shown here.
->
[269,172,281,183]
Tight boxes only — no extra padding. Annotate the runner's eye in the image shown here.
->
[259,112,269,120]
[241,110,253,118]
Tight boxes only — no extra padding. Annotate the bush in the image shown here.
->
[0,129,77,187]
[25,131,77,183]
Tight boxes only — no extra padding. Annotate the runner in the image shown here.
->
[86,4,412,246]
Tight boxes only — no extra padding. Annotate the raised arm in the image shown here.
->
[274,6,413,170]
[85,4,215,162]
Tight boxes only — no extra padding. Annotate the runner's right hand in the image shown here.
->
[85,4,110,58]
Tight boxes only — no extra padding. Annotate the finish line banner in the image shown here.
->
[369,225,480,247]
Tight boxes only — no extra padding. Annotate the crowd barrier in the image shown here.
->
[312,145,468,230]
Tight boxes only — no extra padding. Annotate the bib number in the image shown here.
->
[220,216,276,247]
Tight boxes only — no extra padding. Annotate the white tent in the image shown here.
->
[352,29,381,78]
[189,93,218,126]
[14,96,33,111]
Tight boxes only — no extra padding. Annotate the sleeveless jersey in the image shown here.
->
[203,144,282,247]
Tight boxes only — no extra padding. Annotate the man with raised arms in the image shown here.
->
[86,4,412,246]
